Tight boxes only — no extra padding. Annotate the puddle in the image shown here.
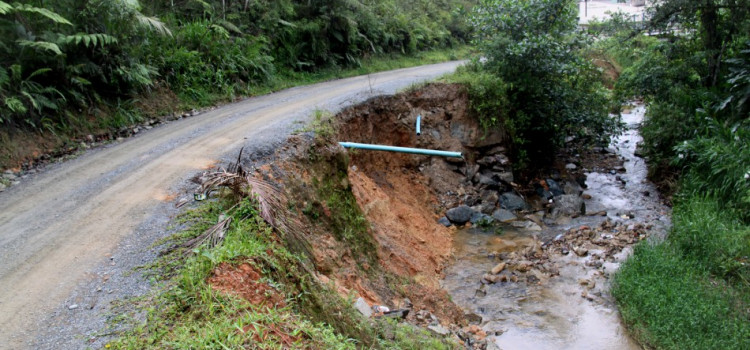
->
[442,104,670,349]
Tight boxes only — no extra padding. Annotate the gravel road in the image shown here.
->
[0,61,463,350]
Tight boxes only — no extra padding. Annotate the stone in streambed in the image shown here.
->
[491,262,507,274]
[437,216,452,227]
[492,209,517,223]
[446,205,475,225]
[551,194,585,218]
[499,192,527,211]
[546,178,564,196]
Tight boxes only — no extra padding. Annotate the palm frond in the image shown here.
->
[198,149,312,257]
[181,215,232,252]
[136,14,172,36]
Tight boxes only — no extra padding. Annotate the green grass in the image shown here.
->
[110,192,458,349]
[613,196,750,350]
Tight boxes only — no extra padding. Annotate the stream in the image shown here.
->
[441,104,672,349]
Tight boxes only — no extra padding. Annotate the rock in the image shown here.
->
[491,262,507,274]
[428,324,450,336]
[565,163,577,170]
[437,217,452,227]
[478,173,499,188]
[0,182,5,192]
[477,156,498,166]
[510,220,542,231]
[381,309,409,319]
[564,181,583,196]
[546,179,564,196]
[499,192,527,211]
[475,287,487,298]
[372,305,390,314]
[354,297,372,318]
[537,187,554,200]
[482,274,501,284]
[582,193,592,200]
[574,247,589,257]
[551,194,585,218]
[466,164,480,181]
[470,212,494,225]
[68,304,79,310]
[446,205,475,225]
[497,171,514,183]
[480,190,500,207]
[515,261,532,273]
[491,209,517,223]
[465,312,483,325]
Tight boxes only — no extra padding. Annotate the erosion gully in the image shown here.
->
[442,104,671,349]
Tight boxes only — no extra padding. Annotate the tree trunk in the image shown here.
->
[700,0,721,87]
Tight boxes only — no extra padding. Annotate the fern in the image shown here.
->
[0,1,11,15]
[136,15,172,36]
[16,40,63,55]
[4,97,26,114]
[61,33,118,48]
[14,4,72,26]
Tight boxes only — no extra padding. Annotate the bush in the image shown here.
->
[469,0,617,168]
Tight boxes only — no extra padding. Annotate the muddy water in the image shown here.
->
[442,104,670,349]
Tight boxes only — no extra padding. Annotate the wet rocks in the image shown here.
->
[491,209,517,223]
[551,194,585,218]
[446,205,475,225]
[499,192,527,211]
[437,217,452,227]
[490,262,507,275]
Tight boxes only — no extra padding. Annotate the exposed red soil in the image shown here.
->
[208,262,286,309]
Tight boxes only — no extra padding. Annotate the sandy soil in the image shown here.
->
[0,61,463,350]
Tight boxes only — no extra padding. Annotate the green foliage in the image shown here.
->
[469,0,617,168]
[0,0,474,136]
[674,120,750,221]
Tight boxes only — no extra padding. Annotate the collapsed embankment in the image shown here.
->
[117,83,668,349]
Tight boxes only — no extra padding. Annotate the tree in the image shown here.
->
[470,0,616,168]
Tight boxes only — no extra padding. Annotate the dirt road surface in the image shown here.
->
[0,62,463,350]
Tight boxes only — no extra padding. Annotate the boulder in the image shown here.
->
[491,209,517,223]
[564,181,583,196]
[446,205,475,225]
[551,194,585,218]
[499,192,527,211]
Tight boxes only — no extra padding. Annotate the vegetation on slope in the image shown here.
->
[0,0,474,168]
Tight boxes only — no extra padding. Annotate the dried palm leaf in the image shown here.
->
[197,149,312,257]
[181,215,232,253]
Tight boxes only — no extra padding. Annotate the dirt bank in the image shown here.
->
[224,84,669,348]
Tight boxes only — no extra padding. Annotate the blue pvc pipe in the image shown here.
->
[339,142,462,158]
[416,115,421,135]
